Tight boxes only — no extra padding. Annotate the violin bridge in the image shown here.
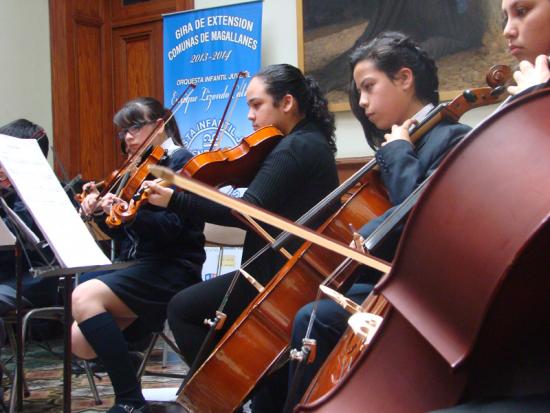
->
[347,312,383,345]
[319,285,363,314]
[239,268,265,292]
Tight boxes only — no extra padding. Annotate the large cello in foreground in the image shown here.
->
[296,87,550,412]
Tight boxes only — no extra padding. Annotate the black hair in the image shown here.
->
[0,118,49,157]
[254,64,337,153]
[113,96,182,146]
[349,31,439,150]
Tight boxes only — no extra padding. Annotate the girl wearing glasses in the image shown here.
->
[74,97,206,413]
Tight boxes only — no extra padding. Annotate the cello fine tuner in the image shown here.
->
[348,312,383,345]
[203,310,227,331]
[289,338,317,364]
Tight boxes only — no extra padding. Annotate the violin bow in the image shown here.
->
[209,71,248,151]
[149,165,391,273]
[99,83,196,198]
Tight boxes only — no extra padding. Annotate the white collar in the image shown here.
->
[160,138,180,155]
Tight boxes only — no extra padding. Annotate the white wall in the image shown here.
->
[0,0,52,149]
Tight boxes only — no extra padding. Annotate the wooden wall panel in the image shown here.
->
[75,21,105,177]
[112,22,163,165]
[113,23,162,107]
[74,0,103,19]
[336,156,372,183]
[50,0,77,179]
[111,0,175,25]
[50,0,193,181]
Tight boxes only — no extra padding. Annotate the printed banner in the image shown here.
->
[163,1,262,155]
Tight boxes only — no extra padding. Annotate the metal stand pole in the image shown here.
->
[63,275,73,413]
[14,242,23,413]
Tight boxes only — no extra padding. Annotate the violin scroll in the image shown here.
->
[485,64,513,89]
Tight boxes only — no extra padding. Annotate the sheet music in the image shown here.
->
[0,134,110,268]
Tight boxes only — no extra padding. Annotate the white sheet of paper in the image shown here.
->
[0,134,110,268]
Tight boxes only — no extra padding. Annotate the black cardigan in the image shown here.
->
[167,119,340,284]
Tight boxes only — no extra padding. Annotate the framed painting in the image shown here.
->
[297,0,516,111]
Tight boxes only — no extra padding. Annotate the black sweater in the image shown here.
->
[167,119,340,284]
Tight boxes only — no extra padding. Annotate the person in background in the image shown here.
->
[502,0,550,95]
[0,119,58,408]
[0,119,58,317]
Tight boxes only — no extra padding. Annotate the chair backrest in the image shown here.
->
[203,223,245,247]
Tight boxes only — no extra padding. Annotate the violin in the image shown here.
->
[74,83,196,206]
[108,125,284,226]
[105,145,166,228]
[107,72,266,225]
[181,125,283,188]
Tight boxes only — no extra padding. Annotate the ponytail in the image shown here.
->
[304,75,336,153]
[255,64,337,153]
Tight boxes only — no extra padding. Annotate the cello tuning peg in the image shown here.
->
[462,89,477,103]
[289,338,317,364]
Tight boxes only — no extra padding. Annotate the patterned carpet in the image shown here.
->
[1,337,189,412]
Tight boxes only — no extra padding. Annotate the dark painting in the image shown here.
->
[300,0,515,110]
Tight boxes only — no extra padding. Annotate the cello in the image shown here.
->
[293,87,550,412]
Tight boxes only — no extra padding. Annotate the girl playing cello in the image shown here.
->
[276,31,473,413]
[144,64,340,411]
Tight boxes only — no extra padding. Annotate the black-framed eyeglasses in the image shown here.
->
[117,121,152,140]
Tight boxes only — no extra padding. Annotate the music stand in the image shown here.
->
[0,135,129,412]
[30,262,132,413]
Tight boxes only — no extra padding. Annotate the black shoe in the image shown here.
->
[107,403,152,413]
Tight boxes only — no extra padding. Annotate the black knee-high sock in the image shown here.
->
[78,312,145,406]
